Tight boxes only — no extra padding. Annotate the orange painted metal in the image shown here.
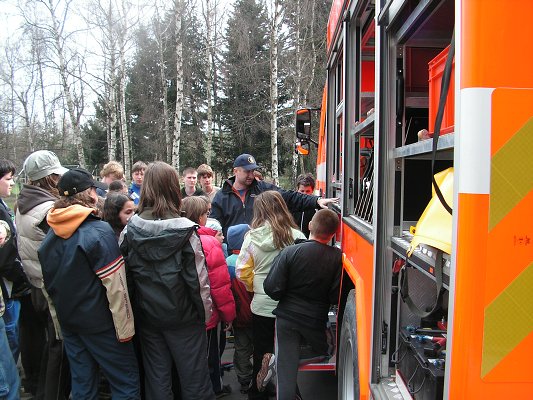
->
[450,192,533,397]
[341,223,374,400]
[462,1,533,89]
[327,0,345,51]
[450,2,533,394]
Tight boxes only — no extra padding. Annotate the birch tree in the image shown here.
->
[21,0,87,167]
[171,0,185,170]
[201,0,214,165]
[268,0,282,185]
[153,4,172,163]
[85,0,120,161]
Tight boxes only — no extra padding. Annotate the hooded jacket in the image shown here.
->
[226,224,252,328]
[236,224,305,318]
[121,211,212,329]
[38,205,135,341]
[197,226,235,330]
[210,177,319,249]
[15,184,56,288]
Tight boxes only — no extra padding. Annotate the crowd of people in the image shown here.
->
[0,151,342,400]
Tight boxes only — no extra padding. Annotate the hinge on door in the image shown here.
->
[349,178,354,199]
[381,321,388,354]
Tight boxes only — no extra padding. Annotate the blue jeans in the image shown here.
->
[62,327,140,400]
[3,299,20,363]
[0,316,21,400]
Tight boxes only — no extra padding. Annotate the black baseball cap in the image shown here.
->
[58,168,108,196]
[233,154,259,171]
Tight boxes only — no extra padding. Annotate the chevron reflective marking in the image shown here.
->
[489,117,533,231]
[482,262,533,377]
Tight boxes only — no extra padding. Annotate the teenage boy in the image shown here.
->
[129,161,146,205]
[292,173,317,238]
[197,164,220,201]
[180,167,205,198]
[262,209,342,400]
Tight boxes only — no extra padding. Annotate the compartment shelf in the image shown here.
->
[353,112,375,136]
[391,231,450,289]
[393,133,454,159]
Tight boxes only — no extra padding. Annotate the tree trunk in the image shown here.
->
[269,0,281,186]
[118,42,130,179]
[154,6,171,163]
[303,0,317,102]
[203,0,214,165]
[171,0,184,171]
[291,0,302,185]
[106,0,118,161]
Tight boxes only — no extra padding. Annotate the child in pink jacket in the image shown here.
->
[181,196,236,397]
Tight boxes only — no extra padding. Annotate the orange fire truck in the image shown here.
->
[296,0,533,399]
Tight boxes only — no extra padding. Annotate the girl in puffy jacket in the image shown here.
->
[181,196,236,398]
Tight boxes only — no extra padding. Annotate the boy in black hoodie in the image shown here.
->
[263,209,341,400]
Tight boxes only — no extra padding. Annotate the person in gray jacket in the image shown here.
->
[16,150,70,399]
[121,161,214,400]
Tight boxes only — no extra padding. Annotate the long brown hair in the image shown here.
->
[54,187,97,209]
[30,174,60,198]
[137,161,182,219]
[251,191,297,249]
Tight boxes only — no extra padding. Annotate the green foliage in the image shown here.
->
[220,0,271,167]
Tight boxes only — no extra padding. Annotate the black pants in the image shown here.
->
[19,292,46,396]
[248,314,275,400]
[275,317,329,400]
[41,312,71,400]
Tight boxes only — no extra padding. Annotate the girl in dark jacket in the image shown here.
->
[181,196,236,398]
[121,162,214,400]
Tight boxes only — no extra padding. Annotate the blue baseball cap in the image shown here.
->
[233,154,259,171]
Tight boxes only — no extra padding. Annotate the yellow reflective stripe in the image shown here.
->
[489,117,533,230]
[482,262,533,377]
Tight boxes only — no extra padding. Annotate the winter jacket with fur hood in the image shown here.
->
[197,226,235,330]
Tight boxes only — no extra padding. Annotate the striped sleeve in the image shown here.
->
[88,225,135,342]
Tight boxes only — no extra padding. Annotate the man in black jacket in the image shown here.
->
[210,154,337,250]
[262,209,342,400]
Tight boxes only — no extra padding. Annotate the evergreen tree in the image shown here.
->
[220,0,271,171]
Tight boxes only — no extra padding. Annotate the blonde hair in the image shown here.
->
[252,191,297,249]
[100,161,124,180]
